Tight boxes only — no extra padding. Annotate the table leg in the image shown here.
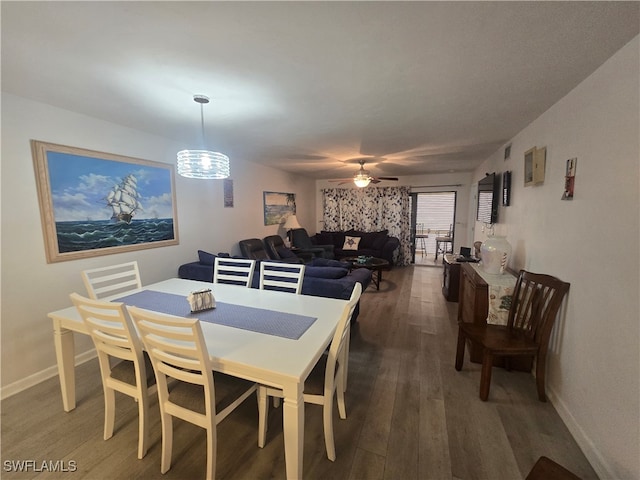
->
[282,382,304,480]
[369,268,382,290]
[53,320,76,412]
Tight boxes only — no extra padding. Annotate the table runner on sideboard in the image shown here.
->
[115,290,316,340]
[469,263,516,326]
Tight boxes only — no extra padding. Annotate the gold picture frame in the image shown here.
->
[263,191,296,225]
[32,140,179,263]
[524,146,546,186]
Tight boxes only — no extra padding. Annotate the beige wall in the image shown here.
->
[0,93,316,393]
[471,37,639,479]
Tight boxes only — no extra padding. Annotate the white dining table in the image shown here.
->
[49,277,349,480]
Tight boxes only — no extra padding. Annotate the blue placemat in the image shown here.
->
[115,290,316,340]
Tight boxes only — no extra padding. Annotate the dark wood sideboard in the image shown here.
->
[457,262,532,370]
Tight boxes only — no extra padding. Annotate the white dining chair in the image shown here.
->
[81,261,142,299]
[213,257,256,287]
[128,306,258,480]
[69,292,155,459]
[257,282,362,461]
[259,261,305,294]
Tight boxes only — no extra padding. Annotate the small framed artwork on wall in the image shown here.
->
[504,144,511,160]
[524,146,546,186]
[223,178,234,207]
[562,158,577,200]
[502,171,511,206]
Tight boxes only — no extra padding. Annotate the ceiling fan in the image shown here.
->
[329,160,399,188]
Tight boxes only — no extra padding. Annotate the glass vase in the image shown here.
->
[480,235,512,275]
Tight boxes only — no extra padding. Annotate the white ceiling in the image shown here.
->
[2,1,638,180]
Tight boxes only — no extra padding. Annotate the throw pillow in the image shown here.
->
[359,232,378,249]
[198,250,216,266]
[310,258,350,268]
[372,233,390,250]
[342,236,361,250]
[325,230,345,248]
[314,231,334,246]
[304,266,348,279]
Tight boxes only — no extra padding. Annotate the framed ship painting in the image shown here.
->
[31,140,179,263]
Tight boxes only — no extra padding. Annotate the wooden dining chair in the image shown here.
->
[81,261,142,299]
[213,257,256,287]
[69,292,155,459]
[257,282,362,461]
[259,261,305,294]
[455,270,570,401]
[128,307,258,480]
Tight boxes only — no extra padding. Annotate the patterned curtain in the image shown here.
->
[321,187,412,266]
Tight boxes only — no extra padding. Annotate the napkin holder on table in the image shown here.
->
[187,289,216,313]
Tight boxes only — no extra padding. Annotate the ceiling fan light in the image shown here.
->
[353,171,371,188]
[177,150,230,179]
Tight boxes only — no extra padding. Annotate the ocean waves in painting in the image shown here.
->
[56,219,175,253]
[264,204,294,225]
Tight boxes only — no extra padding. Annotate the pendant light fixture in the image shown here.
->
[177,94,230,179]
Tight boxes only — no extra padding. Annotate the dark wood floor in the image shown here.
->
[1,266,598,479]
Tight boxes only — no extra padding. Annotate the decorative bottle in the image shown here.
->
[480,235,512,275]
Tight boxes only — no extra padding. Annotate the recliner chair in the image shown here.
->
[263,235,311,263]
[238,238,270,260]
[290,228,335,259]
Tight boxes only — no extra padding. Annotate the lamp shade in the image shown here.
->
[177,150,230,179]
[283,215,302,230]
[177,94,230,180]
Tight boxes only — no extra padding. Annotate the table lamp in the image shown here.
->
[283,215,302,246]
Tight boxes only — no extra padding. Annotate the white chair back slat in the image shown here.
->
[213,258,256,287]
[82,261,142,299]
[259,261,305,294]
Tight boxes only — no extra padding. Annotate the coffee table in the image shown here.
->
[343,256,390,290]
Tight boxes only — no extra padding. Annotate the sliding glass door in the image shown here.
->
[410,191,457,263]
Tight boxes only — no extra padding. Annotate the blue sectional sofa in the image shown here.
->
[178,252,372,320]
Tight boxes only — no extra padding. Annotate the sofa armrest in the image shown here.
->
[178,262,213,282]
[380,237,400,265]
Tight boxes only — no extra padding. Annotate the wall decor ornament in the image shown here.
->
[504,144,511,160]
[223,178,234,207]
[562,158,577,200]
[481,235,512,275]
[502,171,511,206]
[31,140,179,263]
[263,191,296,225]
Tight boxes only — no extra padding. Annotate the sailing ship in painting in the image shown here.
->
[106,174,142,224]
[40,145,178,258]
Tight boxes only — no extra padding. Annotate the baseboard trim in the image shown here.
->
[1,350,96,401]
[547,386,613,479]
